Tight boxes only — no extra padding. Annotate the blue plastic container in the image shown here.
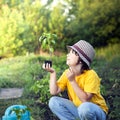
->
[2,105,30,120]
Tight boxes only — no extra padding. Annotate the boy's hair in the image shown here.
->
[80,59,90,73]
[76,54,90,73]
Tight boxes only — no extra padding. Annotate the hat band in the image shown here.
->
[73,45,91,63]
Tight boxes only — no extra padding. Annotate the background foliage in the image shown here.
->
[0,0,120,57]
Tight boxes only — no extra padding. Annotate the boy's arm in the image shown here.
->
[49,71,62,95]
[42,63,62,95]
[70,81,93,102]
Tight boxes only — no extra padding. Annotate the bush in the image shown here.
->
[100,56,120,120]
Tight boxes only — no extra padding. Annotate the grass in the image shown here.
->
[96,43,120,61]
[0,44,120,120]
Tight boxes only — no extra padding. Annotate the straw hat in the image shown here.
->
[67,40,95,68]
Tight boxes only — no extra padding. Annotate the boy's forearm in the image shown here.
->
[70,80,93,102]
[49,71,58,95]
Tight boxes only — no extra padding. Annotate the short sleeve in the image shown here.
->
[84,70,100,94]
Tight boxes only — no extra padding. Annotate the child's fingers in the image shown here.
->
[42,63,52,71]
[69,67,74,74]
[45,63,51,68]
[69,67,71,72]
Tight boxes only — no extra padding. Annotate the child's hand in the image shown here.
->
[66,67,75,82]
[42,63,55,73]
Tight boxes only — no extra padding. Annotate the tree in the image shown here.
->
[0,0,119,56]
[0,5,26,56]
[64,0,120,47]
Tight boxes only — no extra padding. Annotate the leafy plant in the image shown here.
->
[39,33,57,56]
[31,78,51,104]
[11,107,30,120]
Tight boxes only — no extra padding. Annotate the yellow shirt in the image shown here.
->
[57,69,108,114]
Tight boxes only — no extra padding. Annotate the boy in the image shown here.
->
[43,40,108,120]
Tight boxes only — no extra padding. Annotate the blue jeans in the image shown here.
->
[49,96,106,120]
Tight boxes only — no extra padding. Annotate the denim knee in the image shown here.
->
[78,102,106,120]
[49,96,59,110]
[78,102,92,117]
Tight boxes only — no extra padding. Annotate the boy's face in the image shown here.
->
[66,49,80,66]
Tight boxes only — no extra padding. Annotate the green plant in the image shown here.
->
[39,33,57,56]
[31,78,51,104]
[11,107,30,120]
